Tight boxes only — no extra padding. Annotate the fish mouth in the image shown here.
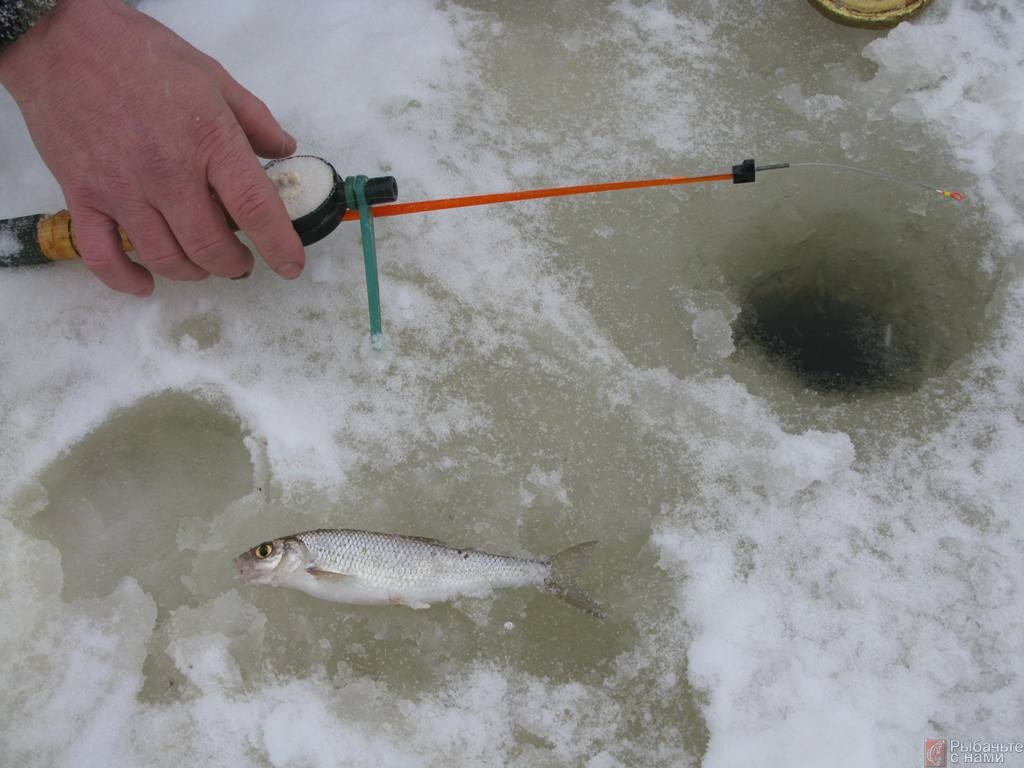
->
[234,553,277,585]
[234,554,255,582]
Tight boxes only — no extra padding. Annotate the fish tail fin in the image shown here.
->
[545,541,606,619]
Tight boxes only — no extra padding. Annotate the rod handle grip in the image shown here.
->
[0,210,134,266]
[38,210,135,261]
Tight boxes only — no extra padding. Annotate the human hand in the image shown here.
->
[0,0,304,296]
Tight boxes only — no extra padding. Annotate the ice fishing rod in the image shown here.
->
[340,159,964,221]
[0,156,963,265]
[0,155,963,345]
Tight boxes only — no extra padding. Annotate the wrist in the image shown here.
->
[0,0,59,50]
[0,0,112,94]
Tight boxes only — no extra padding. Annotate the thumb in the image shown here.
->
[220,76,296,159]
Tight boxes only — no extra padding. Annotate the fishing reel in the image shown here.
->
[264,156,397,246]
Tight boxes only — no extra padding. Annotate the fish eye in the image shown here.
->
[255,542,274,560]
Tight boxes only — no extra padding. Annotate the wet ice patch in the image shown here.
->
[690,308,735,360]
[777,83,846,122]
[519,466,571,508]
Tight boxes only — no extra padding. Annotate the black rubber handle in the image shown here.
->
[0,213,49,267]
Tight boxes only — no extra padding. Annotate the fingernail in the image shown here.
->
[134,287,153,298]
[276,262,302,279]
[231,268,252,281]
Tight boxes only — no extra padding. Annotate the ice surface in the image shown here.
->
[690,309,735,360]
[2,1,1023,766]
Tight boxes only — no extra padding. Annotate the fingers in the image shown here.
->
[118,205,210,282]
[220,74,296,159]
[206,121,304,279]
[76,194,250,292]
[156,182,254,279]
[70,205,154,297]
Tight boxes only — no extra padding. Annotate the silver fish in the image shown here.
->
[235,528,604,617]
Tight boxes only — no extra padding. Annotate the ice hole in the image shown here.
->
[729,213,993,396]
[23,392,253,605]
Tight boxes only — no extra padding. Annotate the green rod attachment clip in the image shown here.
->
[345,175,384,349]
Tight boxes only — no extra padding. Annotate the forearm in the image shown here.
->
[0,0,109,97]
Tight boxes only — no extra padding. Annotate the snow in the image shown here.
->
[266,155,336,221]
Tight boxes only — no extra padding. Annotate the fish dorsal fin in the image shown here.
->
[401,534,450,547]
[306,567,352,582]
[338,529,450,548]
[401,534,478,554]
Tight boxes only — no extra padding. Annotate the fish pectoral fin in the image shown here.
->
[306,567,352,582]
[389,596,431,609]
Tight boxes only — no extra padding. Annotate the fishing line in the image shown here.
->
[782,161,965,201]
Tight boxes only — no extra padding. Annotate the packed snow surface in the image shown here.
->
[1,1,1022,766]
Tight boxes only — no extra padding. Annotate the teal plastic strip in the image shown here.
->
[345,175,384,349]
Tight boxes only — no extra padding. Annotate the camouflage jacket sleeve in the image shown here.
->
[0,0,59,53]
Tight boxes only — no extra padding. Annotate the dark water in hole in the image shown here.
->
[735,273,921,393]
[725,201,995,398]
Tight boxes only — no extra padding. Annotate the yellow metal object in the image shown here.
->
[36,210,78,261]
[807,0,933,29]
[36,210,134,262]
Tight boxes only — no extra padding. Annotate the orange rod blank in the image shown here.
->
[340,172,735,222]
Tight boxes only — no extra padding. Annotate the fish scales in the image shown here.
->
[296,529,548,592]
[235,527,605,617]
